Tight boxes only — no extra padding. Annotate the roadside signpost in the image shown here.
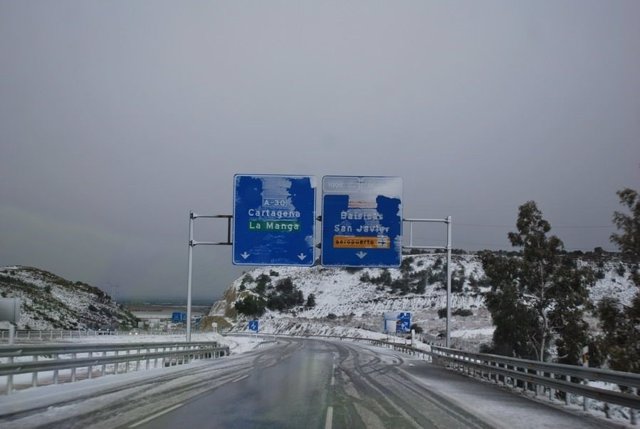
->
[0,298,19,345]
[248,320,259,332]
[396,312,411,334]
[382,312,396,334]
[0,298,20,324]
[249,319,259,342]
[171,312,187,323]
[321,176,402,267]
[233,175,316,266]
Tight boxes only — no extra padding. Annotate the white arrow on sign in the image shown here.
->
[297,253,306,261]
[241,252,250,259]
[356,251,367,259]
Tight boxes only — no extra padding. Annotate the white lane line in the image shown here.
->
[331,363,336,386]
[231,374,249,383]
[325,406,333,429]
[129,403,184,428]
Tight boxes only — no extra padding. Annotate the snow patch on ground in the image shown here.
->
[215,254,637,352]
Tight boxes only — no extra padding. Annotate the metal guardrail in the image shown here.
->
[0,329,117,342]
[0,329,198,342]
[369,339,640,424]
[0,341,229,394]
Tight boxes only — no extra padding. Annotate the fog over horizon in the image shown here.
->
[1,1,638,301]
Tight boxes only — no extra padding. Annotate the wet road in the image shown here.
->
[130,338,616,429]
[1,338,624,429]
[132,338,493,429]
[136,340,334,429]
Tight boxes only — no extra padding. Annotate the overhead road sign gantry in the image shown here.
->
[322,176,402,267]
[233,174,316,266]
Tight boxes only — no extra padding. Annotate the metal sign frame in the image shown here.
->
[403,217,453,347]
[184,178,452,347]
[185,212,232,342]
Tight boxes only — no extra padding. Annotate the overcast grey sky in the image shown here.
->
[1,1,638,301]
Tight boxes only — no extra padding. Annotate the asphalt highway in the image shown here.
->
[129,339,618,429]
[0,338,625,429]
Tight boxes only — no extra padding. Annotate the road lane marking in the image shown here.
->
[129,403,184,428]
[231,374,249,383]
[325,406,333,429]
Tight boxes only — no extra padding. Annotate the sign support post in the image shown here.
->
[249,320,259,342]
[186,211,232,342]
[186,212,194,343]
[403,217,453,348]
[446,216,452,349]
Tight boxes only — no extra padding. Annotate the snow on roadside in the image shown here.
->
[0,333,273,394]
[217,254,637,348]
[63,332,273,356]
[451,327,495,339]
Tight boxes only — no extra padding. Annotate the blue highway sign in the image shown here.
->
[396,312,411,334]
[248,320,259,332]
[233,175,316,266]
[321,176,402,267]
[171,312,187,323]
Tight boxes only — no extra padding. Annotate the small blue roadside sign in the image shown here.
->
[248,320,259,332]
[233,175,316,266]
[171,312,187,323]
[322,176,402,267]
[396,312,411,333]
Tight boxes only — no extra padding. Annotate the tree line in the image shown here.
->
[481,188,639,373]
[234,273,316,318]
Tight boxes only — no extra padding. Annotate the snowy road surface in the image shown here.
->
[0,337,624,428]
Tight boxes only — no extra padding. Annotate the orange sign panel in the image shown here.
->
[333,235,391,249]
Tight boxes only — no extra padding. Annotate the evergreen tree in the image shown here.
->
[234,294,266,317]
[254,274,271,295]
[482,201,592,362]
[266,277,304,311]
[305,293,316,308]
[596,188,640,373]
[482,252,539,358]
[611,188,640,260]
[410,323,423,334]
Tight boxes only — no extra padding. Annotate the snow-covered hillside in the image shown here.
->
[0,266,138,330]
[210,253,637,347]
